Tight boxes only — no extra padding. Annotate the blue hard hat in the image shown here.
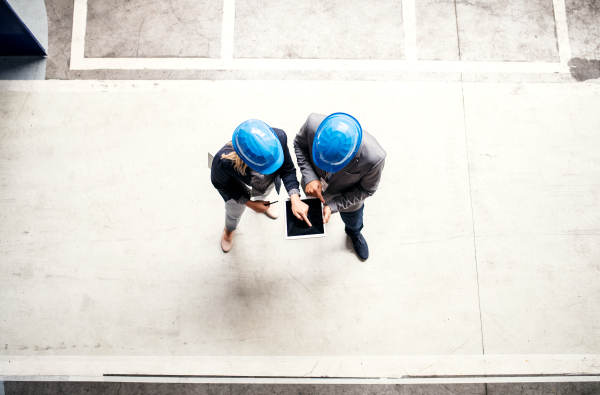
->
[312,113,362,173]
[232,119,284,175]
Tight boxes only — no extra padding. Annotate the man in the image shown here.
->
[294,113,386,260]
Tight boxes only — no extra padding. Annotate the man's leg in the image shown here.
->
[339,204,364,237]
[339,204,368,260]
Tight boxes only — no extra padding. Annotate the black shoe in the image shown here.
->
[350,234,369,260]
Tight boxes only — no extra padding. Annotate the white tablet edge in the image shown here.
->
[284,197,327,240]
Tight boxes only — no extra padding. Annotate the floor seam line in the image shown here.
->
[453,0,462,61]
[460,76,486,362]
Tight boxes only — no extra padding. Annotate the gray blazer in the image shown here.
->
[293,113,386,213]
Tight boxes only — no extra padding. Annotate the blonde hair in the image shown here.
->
[221,142,248,175]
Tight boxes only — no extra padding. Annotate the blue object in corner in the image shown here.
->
[0,0,46,56]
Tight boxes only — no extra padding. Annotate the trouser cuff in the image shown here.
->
[344,223,364,238]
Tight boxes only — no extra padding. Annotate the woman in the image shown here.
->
[211,119,311,252]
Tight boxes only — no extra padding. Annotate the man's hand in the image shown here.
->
[323,204,331,224]
[290,194,311,226]
[246,200,269,213]
[305,179,325,203]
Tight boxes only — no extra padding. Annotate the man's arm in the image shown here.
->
[293,115,320,186]
[326,157,386,213]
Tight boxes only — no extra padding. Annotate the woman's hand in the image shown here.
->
[246,200,269,213]
[291,195,311,226]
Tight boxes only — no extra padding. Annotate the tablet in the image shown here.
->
[285,197,326,239]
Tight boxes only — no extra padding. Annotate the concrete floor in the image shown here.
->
[5,381,600,395]
[2,0,600,390]
[234,0,405,60]
[1,80,600,380]
[85,0,223,59]
[41,0,600,81]
[566,0,600,59]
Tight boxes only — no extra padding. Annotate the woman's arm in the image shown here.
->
[210,149,250,204]
[274,129,311,225]
[274,129,301,197]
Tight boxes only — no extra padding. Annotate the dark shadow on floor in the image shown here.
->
[0,56,46,79]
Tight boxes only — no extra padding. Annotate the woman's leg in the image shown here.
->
[224,181,275,232]
[225,199,247,232]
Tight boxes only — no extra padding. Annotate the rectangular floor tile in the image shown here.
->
[234,0,404,59]
[464,83,600,236]
[455,0,559,61]
[416,0,460,61]
[464,83,600,354]
[85,0,223,58]
[476,235,600,354]
[566,0,600,59]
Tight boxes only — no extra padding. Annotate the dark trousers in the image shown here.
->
[339,204,364,238]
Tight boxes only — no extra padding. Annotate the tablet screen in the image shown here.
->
[285,199,326,238]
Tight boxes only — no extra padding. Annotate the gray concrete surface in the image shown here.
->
[44,0,71,79]
[1,80,600,378]
[0,82,483,361]
[234,0,404,60]
[463,83,600,354]
[566,0,600,60]
[42,0,600,81]
[487,382,600,394]
[416,0,460,61]
[5,381,600,395]
[3,382,487,395]
[84,0,223,58]
[455,0,559,61]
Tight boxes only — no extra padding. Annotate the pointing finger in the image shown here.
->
[301,212,312,227]
[316,190,325,204]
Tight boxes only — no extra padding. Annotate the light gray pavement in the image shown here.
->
[234,0,404,60]
[566,0,600,59]
[5,381,600,395]
[85,0,223,59]
[415,0,460,61]
[0,80,599,379]
[41,0,600,81]
[2,0,600,389]
[454,0,559,62]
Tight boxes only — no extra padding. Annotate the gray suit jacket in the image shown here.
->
[293,113,386,213]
